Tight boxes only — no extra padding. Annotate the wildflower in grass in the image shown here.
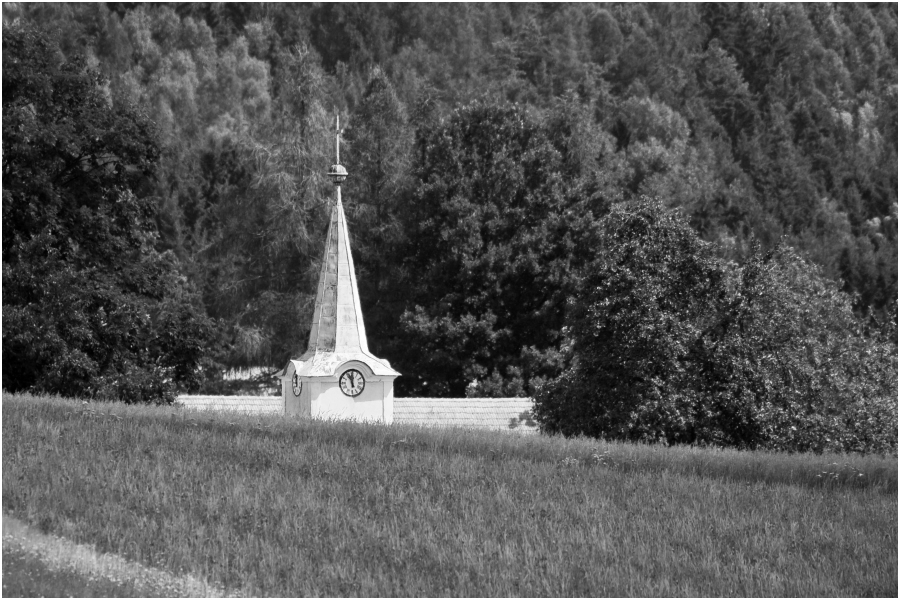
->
[590,450,611,466]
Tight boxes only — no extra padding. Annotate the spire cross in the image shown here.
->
[335,114,341,165]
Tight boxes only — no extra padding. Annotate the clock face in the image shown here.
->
[339,369,365,397]
[292,372,302,396]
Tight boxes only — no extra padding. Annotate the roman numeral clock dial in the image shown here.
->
[339,369,365,397]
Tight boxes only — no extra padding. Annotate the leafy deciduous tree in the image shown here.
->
[2,23,211,402]
[534,198,896,453]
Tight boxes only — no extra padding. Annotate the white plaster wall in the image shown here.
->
[281,365,313,417]
[311,379,385,422]
[284,379,311,417]
[382,380,394,425]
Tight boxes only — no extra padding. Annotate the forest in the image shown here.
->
[2,3,896,452]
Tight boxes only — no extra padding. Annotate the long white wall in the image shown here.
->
[175,395,539,433]
[176,395,283,415]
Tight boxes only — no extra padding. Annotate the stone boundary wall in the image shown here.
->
[174,396,539,433]
[393,397,538,432]
[176,395,283,415]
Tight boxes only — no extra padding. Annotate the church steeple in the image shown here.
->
[280,114,399,422]
[294,114,399,378]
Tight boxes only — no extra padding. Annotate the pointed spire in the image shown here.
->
[296,113,399,378]
[305,193,369,354]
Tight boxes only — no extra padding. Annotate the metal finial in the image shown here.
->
[327,112,348,186]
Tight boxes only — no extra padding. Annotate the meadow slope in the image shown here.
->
[2,393,897,596]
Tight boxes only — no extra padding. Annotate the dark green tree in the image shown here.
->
[534,198,896,453]
[711,244,897,453]
[196,42,333,375]
[2,23,211,402]
[342,68,414,365]
[534,198,729,443]
[392,101,602,397]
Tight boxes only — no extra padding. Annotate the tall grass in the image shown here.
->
[3,393,897,596]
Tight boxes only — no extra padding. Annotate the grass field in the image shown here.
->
[3,392,897,596]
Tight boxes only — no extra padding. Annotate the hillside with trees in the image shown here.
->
[2,3,896,451]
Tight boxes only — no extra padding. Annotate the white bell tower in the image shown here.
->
[279,115,400,422]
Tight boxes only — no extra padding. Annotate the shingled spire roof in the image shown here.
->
[290,115,399,378]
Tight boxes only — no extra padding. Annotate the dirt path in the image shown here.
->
[2,514,230,597]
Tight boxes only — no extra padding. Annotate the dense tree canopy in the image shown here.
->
[2,4,896,449]
[388,100,616,397]
[532,199,896,453]
[2,22,211,402]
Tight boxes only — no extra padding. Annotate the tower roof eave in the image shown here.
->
[292,350,400,378]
